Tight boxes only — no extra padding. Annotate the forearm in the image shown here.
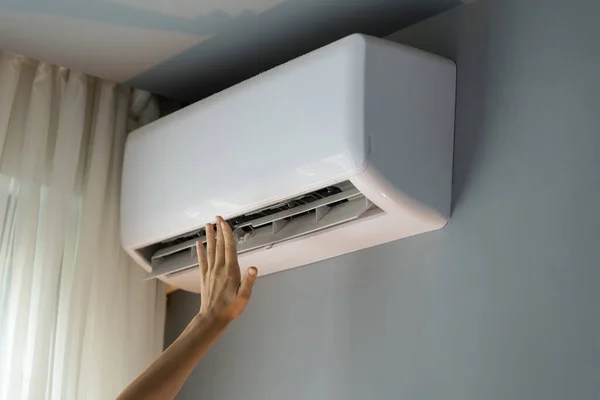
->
[117,313,230,400]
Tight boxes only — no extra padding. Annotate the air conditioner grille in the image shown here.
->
[229,185,345,230]
[139,181,382,280]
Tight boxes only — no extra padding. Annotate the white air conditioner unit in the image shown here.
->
[121,34,456,293]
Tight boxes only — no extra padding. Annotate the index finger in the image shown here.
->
[196,239,207,290]
[196,239,207,270]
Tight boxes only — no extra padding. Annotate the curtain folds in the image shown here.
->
[0,52,165,400]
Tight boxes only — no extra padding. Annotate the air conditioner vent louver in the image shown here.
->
[144,181,382,279]
[229,185,344,229]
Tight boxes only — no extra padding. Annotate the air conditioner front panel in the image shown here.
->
[121,35,369,250]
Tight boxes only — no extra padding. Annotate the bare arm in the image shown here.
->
[118,216,258,400]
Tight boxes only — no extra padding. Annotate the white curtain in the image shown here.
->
[0,53,166,400]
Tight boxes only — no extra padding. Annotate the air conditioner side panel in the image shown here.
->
[121,35,369,250]
[363,36,456,219]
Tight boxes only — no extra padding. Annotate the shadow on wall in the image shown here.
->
[388,4,491,211]
[126,0,461,102]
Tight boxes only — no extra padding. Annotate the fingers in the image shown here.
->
[237,267,258,301]
[214,216,226,267]
[196,239,208,275]
[205,223,216,270]
[219,219,240,275]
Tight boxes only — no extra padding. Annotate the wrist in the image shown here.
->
[191,311,231,332]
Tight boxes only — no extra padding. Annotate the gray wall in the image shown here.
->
[164,0,600,398]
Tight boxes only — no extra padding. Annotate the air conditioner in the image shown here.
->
[121,34,456,293]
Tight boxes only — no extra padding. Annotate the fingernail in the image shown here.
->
[248,267,257,276]
[205,223,212,231]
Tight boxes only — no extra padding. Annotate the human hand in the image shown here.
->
[196,216,257,322]
[118,217,257,400]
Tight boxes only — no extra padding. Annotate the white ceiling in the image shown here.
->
[0,10,204,83]
[0,0,461,101]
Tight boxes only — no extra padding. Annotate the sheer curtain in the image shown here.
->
[0,52,166,399]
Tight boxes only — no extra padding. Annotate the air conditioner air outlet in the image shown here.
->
[137,181,382,280]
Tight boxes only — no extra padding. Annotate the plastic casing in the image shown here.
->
[121,34,456,292]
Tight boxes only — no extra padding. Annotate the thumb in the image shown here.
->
[238,267,258,301]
